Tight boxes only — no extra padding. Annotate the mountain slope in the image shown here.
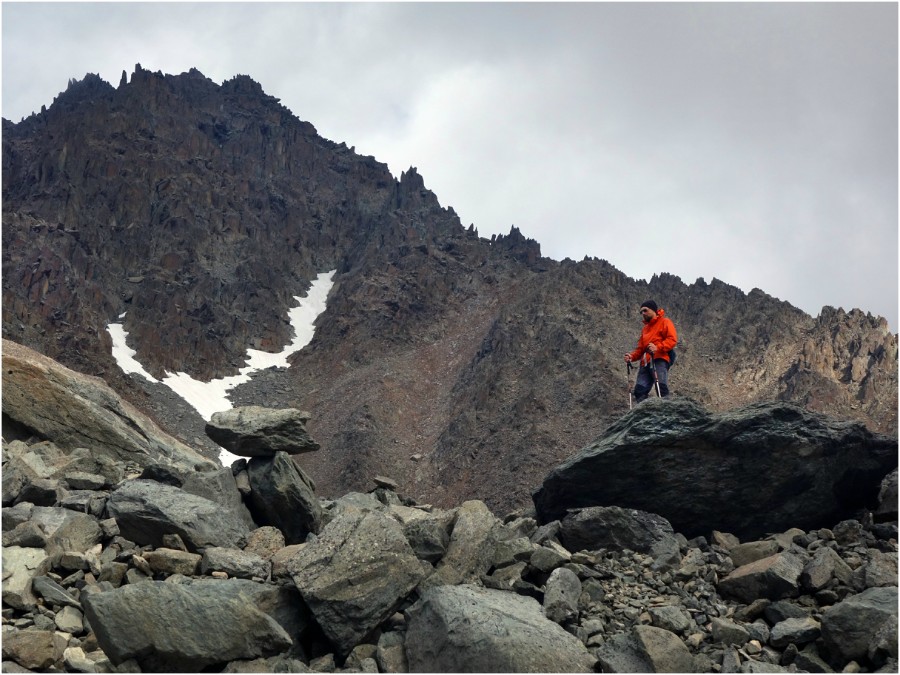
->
[4,66,896,514]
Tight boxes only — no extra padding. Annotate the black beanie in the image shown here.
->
[641,300,658,313]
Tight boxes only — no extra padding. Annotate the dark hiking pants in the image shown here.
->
[633,358,670,402]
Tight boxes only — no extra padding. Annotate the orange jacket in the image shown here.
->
[627,309,678,366]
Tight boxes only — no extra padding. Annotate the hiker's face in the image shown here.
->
[640,307,656,323]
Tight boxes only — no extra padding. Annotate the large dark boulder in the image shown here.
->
[246,452,323,544]
[288,506,427,656]
[821,586,898,665]
[180,579,313,659]
[533,399,897,540]
[107,479,250,551]
[81,580,292,671]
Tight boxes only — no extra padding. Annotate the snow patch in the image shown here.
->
[106,270,336,466]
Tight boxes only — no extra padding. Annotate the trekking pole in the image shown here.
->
[627,362,634,410]
[647,351,662,398]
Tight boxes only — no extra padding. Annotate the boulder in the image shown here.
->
[868,614,899,665]
[730,540,779,568]
[205,406,320,457]
[81,580,293,670]
[800,546,853,592]
[874,469,897,522]
[2,546,51,610]
[65,471,107,490]
[399,510,454,564]
[2,502,35,531]
[710,617,750,646]
[862,550,898,589]
[2,339,216,472]
[201,546,270,579]
[533,399,897,540]
[820,586,898,663]
[595,624,694,673]
[763,600,809,625]
[54,605,85,635]
[530,542,571,572]
[769,617,821,648]
[422,500,501,588]
[375,631,407,673]
[244,526,287,560]
[32,575,82,609]
[405,584,597,672]
[649,606,692,635]
[220,655,311,672]
[106,479,250,551]
[29,507,103,554]
[492,536,536,569]
[288,507,427,656]
[718,553,805,603]
[543,566,581,624]
[181,578,313,657]
[181,466,256,530]
[62,646,115,673]
[246,452,322,544]
[559,506,682,570]
[1,629,68,670]
[142,548,202,576]
[3,521,48,548]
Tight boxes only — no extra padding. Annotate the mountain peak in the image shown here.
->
[2,65,895,519]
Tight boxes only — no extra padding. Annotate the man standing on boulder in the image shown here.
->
[624,300,678,402]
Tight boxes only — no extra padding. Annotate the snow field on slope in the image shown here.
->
[107,270,336,465]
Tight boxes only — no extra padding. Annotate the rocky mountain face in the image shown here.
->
[3,66,897,516]
[2,347,897,673]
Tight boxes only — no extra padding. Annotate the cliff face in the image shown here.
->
[4,67,896,515]
[2,66,463,382]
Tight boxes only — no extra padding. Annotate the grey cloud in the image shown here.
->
[2,2,895,328]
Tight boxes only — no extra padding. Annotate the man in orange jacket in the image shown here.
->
[624,300,678,402]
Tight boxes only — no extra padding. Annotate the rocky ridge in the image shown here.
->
[3,67,897,517]
[2,346,898,673]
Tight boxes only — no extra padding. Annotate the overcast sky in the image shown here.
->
[3,2,897,330]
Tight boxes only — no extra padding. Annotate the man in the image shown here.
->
[624,300,677,402]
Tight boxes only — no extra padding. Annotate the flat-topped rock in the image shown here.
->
[534,399,897,540]
[206,407,320,457]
